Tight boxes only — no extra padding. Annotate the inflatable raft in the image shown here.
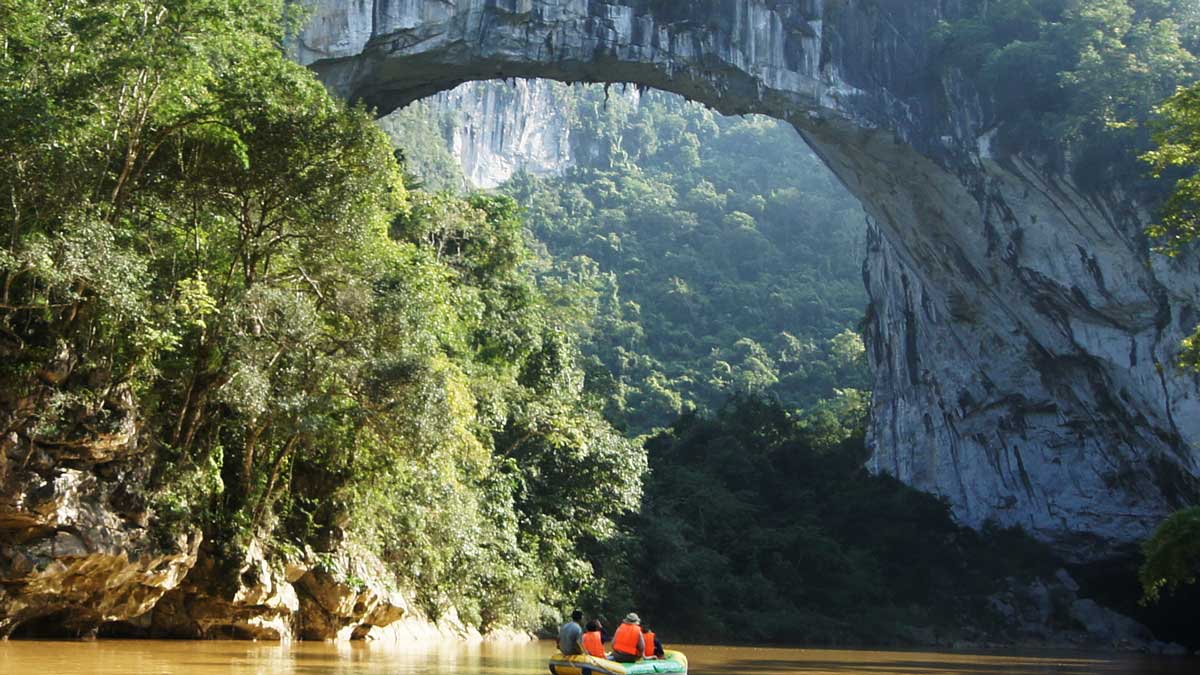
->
[548,649,687,675]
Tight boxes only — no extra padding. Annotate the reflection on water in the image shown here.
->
[689,645,1194,674]
[0,640,1193,675]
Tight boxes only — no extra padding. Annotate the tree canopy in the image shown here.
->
[489,86,870,434]
[1140,506,1200,602]
[932,0,1199,190]
[0,0,643,631]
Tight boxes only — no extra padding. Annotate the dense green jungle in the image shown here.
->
[2,0,1200,649]
[384,84,873,437]
[383,83,1058,643]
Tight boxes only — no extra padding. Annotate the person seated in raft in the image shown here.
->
[596,617,612,643]
[582,619,607,658]
[558,610,585,656]
[641,624,664,659]
[610,612,645,663]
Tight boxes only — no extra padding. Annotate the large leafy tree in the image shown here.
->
[1,0,643,632]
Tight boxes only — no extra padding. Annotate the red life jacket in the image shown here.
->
[643,631,656,658]
[583,631,605,658]
[613,623,642,657]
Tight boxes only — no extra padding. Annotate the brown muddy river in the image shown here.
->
[0,640,1193,675]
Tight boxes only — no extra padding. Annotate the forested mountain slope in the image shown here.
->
[383,79,1198,647]
[389,84,871,434]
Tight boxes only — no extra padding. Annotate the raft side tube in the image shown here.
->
[547,652,628,675]
[625,650,687,674]
[548,650,686,675]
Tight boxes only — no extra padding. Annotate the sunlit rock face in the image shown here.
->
[0,456,201,637]
[411,79,640,188]
[293,0,1200,560]
[430,79,575,188]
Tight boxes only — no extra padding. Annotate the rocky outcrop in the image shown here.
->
[393,78,643,189]
[0,330,208,637]
[130,541,302,640]
[984,569,1187,655]
[102,542,411,641]
[0,456,200,637]
[0,431,440,642]
[293,0,1200,559]
[412,78,644,188]
[292,546,409,640]
[90,540,514,643]
[0,380,508,641]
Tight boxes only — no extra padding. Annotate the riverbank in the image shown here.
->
[0,512,530,644]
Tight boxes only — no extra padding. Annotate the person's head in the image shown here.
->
[623,612,640,625]
[572,610,584,623]
[641,625,650,634]
[586,620,601,632]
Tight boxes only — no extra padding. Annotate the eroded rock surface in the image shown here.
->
[293,546,408,641]
[101,542,411,641]
[0,460,200,637]
[128,540,301,640]
[294,0,1200,558]
[984,569,1166,650]
[0,419,412,641]
[0,398,489,642]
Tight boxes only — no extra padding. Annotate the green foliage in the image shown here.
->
[1141,83,1200,370]
[1140,506,1200,602]
[377,105,470,192]
[380,85,925,640]
[615,396,1057,644]
[1144,84,1200,253]
[1182,329,1200,371]
[931,0,1198,190]
[499,86,870,434]
[1,0,642,632]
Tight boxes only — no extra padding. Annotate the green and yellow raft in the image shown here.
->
[548,649,687,675]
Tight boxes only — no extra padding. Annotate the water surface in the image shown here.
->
[0,639,1193,674]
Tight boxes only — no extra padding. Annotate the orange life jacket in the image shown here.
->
[613,623,642,657]
[583,631,605,658]
[643,631,656,658]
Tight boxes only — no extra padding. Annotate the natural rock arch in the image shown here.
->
[295,0,1200,558]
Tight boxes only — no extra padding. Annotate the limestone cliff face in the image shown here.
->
[406,78,640,188]
[294,0,1200,558]
[428,79,575,188]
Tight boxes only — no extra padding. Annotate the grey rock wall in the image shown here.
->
[394,78,642,189]
[427,79,576,188]
[292,0,1200,559]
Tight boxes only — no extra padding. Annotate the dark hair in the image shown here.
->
[572,610,584,622]
[640,625,650,633]
[586,620,601,632]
